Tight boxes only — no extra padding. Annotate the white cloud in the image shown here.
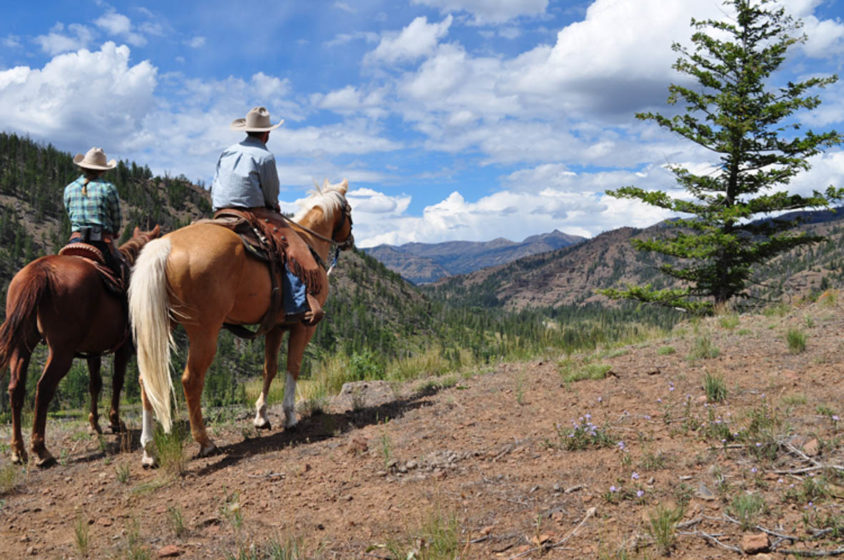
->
[347,187,412,214]
[35,23,94,55]
[412,0,548,24]
[800,15,844,57]
[186,36,206,49]
[95,12,147,47]
[311,85,389,119]
[367,16,453,65]
[0,42,157,151]
[334,2,355,14]
[3,35,21,49]
[325,31,380,48]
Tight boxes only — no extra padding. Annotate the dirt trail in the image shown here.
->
[1,297,842,559]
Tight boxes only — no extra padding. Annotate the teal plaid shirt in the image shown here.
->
[63,175,122,234]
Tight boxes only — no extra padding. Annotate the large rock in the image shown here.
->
[740,533,770,554]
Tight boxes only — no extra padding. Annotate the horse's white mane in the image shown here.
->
[293,179,348,222]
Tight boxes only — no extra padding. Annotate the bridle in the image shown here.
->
[281,199,354,275]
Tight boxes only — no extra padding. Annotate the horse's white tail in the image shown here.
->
[128,237,175,432]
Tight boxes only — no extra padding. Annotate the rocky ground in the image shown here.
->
[0,295,842,559]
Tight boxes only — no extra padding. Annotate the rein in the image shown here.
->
[280,201,354,276]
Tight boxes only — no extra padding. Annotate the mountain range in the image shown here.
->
[426,208,844,310]
[362,229,584,284]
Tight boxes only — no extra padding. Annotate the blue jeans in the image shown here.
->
[281,267,307,315]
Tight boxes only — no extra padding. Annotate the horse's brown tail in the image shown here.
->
[0,261,50,373]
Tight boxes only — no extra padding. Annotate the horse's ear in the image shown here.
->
[339,178,348,194]
[133,226,140,237]
[152,224,161,236]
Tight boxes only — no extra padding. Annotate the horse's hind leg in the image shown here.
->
[31,349,73,467]
[7,348,32,464]
[139,377,157,468]
[183,326,220,457]
[254,327,284,430]
[86,356,103,434]
[108,344,130,433]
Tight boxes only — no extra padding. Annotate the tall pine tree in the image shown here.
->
[604,0,842,314]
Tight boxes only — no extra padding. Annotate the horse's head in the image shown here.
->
[327,179,354,251]
[121,225,163,264]
[297,179,354,251]
[132,224,162,242]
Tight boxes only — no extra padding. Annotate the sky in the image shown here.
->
[1,0,843,248]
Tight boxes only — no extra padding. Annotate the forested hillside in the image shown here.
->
[427,211,844,311]
[0,132,211,310]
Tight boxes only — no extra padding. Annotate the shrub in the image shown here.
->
[786,328,806,354]
[703,372,727,403]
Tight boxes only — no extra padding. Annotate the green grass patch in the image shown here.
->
[703,372,727,403]
[729,493,766,530]
[786,328,807,354]
[647,504,684,556]
[384,508,461,560]
[687,335,719,360]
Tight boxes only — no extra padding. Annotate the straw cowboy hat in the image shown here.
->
[73,147,117,170]
[230,106,284,132]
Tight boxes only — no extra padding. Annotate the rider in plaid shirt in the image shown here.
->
[63,147,122,272]
[63,175,121,235]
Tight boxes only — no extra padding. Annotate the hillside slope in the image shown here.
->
[429,211,844,310]
[1,296,841,558]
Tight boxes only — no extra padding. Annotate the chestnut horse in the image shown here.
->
[0,225,161,466]
[129,180,353,466]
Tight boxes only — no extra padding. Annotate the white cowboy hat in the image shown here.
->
[73,147,117,170]
[230,106,284,132]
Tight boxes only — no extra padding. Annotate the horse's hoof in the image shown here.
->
[11,451,27,465]
[35,453,57,468]
[141,453,157,469]
[109,421,127,434]
[88,423,103,435]
[196,443,219,458]
[254,419,272,431]
[284,423,299,433]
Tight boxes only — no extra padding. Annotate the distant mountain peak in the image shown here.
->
[363,230,586,284]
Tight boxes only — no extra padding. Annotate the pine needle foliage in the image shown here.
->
[604,0,842,314]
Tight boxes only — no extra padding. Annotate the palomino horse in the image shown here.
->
[129,180,353,465]
[0,225,161,466]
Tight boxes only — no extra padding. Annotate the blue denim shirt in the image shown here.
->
[210,136,280,210]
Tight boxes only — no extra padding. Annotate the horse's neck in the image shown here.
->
[298,212,332,260]
[118,237,148,265]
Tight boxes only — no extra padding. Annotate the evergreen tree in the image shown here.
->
[604,0,842,314]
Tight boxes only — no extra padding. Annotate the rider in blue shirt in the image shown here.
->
[211,107,324,325]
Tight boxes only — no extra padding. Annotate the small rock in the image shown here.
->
[19,535,29,543]
[695,482,716,501]
[740,533,770,554]
[26,547,36,556]
[346,437,368,455]
[803,438,820,457]
[157,544,183,558]
[405,460,418,470]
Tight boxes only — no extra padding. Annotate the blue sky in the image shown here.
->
[2,0,843,247]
